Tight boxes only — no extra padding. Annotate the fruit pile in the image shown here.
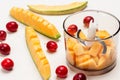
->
[66,16,115,71]
[0,21,18,71]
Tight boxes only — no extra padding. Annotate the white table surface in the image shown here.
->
[0,0,120,80]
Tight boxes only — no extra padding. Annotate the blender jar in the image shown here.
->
[63,10,120,75]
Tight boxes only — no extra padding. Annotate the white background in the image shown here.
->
[0,0,120,80]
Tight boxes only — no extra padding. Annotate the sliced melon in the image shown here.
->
[76,55,91,66]
[97,46,113,70]
[10,7,61,40]
[77,58,97,70]
[93,56,99,65]
[28,1,88,15]
[66,38,78,50]
[97,56,107,70]
[25,26,51,80]
[79,30,87,40]
[96,30,110,39]
[88,42,102,57]
[66,50,75,65]
[73,43,85,56]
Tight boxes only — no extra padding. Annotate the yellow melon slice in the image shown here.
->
[97,46,114,69]
[10,7,61,40]
[96,30,114,46]
[93,56,99,65]
[96,30,110,39]
[77,58,97,70]
[79,30,87,40]
[99,46,112,58]
[73,43,85,56]
[66,38,78,50]
[97,56,107,70]
[66,50,75,65]
[75,55,91,66]
[26,27,51,80]
[104,39,113,46]
[88,42,102,57]
[28,1,88,15]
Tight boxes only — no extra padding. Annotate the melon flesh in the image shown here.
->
[66,50,75,65]
[10,7,61,40]
[25,26,51,80]
[66,30,115,70]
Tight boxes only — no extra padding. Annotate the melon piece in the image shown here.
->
[25,27,51,80]
[28,1,88,15]
[77,58,97,70]
[96,30,110,39]
[98,46,114,69]
[73,43,86,56]
[79,30,87,40]
[88,42,102,57]
[97,56,107,70]
[97,46,113,70]
[96,30,113,46]
[93,56,99,65]
[104,39,113,46]
[105,48,112,59]
[10,7,61,40]
[75,55,91,66]
[66,38,78,50]
[66,50,75,65]
[99,46,112,58]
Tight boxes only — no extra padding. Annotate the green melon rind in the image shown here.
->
[28,1,88,15]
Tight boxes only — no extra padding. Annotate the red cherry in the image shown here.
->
[6,21,18,32]
[0,43,11,55]
[46,41,58,52]
[73,73,87,80]
[67,24,78,36]
[0,30,7,41]
[55,65,68,78]
[83,16,94,28]
[1,58,14,71]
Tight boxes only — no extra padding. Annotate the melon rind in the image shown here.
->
[28,1,88,15]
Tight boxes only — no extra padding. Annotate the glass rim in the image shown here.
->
[63,10,120,41]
